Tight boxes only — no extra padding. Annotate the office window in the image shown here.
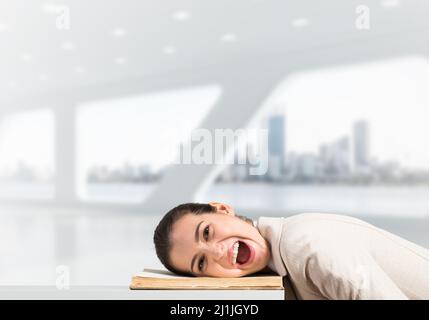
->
[0,109,55,200]
[77,85,222,203]
[200,56,429,218]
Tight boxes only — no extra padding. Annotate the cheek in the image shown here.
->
[206,262,229,276]
[215,220,253,239]
[213,222,235,238]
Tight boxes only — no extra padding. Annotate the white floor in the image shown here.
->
[0,205,163,286]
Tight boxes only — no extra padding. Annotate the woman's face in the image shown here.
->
[169,203,271,277]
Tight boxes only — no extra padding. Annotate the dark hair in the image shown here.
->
[153,202,253,276]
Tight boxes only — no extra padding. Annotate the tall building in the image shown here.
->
[333,136,351,175]
[353,120,370,168]
[268,114,286,162]
[318,137,350,177]
[299,153,321,181]
[267,114,286,181]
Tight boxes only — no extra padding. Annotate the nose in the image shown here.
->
[205,242,227,261]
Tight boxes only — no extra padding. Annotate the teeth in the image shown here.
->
[232,242,240,264]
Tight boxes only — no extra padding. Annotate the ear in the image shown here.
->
[208,202,235,216]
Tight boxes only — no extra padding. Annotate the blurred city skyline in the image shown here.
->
[1,56,429,184]
[85,115,429,186]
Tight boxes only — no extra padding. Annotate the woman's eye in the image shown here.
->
[198,256,205,272]
[203,226,209,240]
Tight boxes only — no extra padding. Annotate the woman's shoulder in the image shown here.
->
[258,213,372,252]
[278,213,371,253]
[258,214,327,251]
[283,212,370,229]
[259,212,367,230]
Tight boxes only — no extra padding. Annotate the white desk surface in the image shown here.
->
[0,286,285,300]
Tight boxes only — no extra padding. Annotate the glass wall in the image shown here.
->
[0,109,55,200]
[201,56,429,219]
[76,85,222,203]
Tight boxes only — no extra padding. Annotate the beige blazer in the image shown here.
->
[257,213,429,300]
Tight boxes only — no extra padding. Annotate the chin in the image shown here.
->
[239,264,265,276]
[238,269,258,277]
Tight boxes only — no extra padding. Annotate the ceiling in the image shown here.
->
[0,0,428,103]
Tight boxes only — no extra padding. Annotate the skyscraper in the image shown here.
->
[334,136,351,175]
[353,120,370,168]
[268,114,286,162]
[268,114,286,180]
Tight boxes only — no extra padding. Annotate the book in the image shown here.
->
[130,268,284,290]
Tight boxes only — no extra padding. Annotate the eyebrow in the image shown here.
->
[190,220,204,273]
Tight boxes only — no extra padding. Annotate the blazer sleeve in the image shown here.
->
[304,247,408,300]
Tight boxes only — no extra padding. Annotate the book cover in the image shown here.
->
[130,269,284,290]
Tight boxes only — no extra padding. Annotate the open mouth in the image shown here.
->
[232,241,251,265]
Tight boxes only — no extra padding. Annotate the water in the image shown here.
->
[0,182,54,200]
[203,183,429,218]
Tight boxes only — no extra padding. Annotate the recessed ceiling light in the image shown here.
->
[112,28,127,37]
[172,10,191,21]
[221,33,238,43]
[20,53,33,62]
[381,0,401,8]
[163,46,177,55]
[291,17,309,28]
[61,41,75,50]
[39,74,49,81]
[73,66,86,74]
[114,57,127,65]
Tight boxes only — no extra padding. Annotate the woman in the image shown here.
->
[153,202,429,300]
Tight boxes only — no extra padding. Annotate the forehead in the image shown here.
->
[171,214,201,244]
[169,214,203,272]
